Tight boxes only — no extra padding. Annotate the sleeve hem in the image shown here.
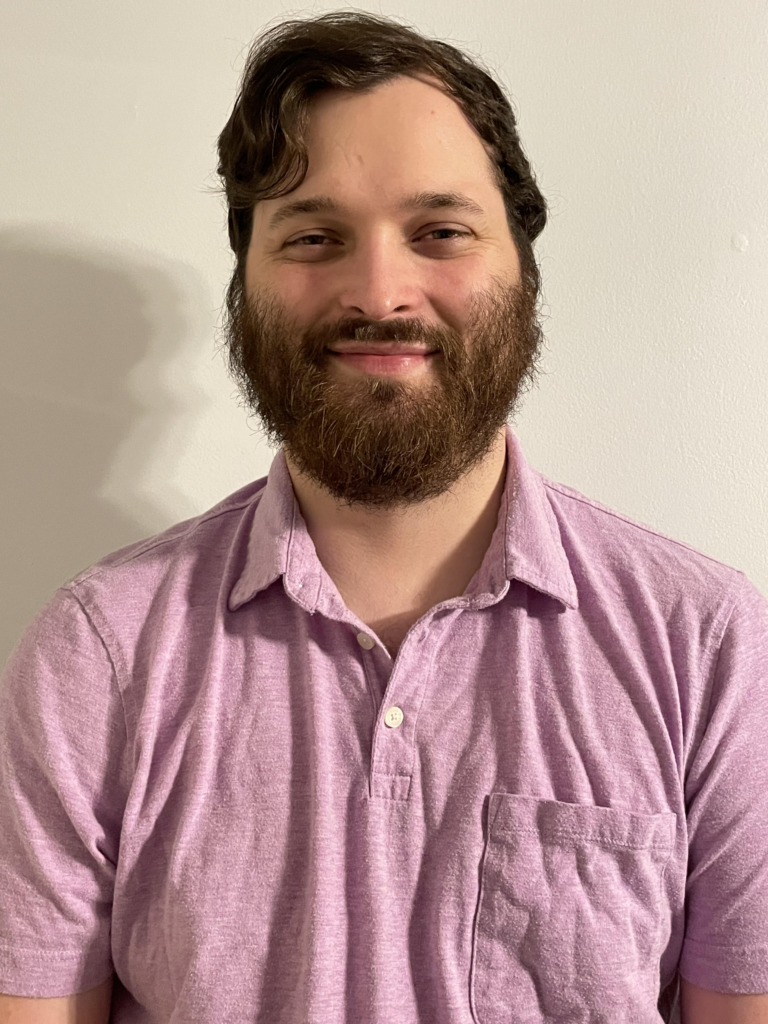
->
[0,946,113,999]
[680,937,768,994]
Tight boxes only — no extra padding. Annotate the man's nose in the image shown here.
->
[335,234,424,320]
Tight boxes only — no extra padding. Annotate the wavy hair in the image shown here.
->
[217,11,546,280]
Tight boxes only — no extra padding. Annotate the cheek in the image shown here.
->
[421,259,492,323]
[246,262,326,322]
[425,262,475,296]
[278,261,338,304]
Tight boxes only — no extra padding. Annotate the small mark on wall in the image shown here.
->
[731,232,749,252]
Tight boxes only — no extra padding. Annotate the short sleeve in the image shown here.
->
[0,587,129,997]
[681,574,768,993]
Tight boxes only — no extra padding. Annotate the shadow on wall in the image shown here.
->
[0,226,211,665]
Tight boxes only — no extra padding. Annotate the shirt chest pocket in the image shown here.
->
[470,794,676,1024]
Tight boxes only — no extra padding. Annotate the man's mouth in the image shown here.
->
[327,345,439,376]
[328,342,439,356]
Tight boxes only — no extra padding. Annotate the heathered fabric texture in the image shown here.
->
[1,426,768,1023]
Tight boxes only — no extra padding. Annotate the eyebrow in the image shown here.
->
[266,190,486,232]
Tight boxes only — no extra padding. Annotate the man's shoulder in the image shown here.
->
[540,474,751,611]
[64,475,269,610]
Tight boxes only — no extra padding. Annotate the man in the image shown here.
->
[1,11,767,1023]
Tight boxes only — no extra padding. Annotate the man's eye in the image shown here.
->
[285,234,335,247]
[420,228,471,242]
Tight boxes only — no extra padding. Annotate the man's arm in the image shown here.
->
[0,976,113,1024]
[0,591,125,1002]
[681,977,768,1024]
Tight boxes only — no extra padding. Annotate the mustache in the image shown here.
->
[302,315,460,354]
[335,317,433,342]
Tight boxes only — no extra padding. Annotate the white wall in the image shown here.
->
[1,0,766,663]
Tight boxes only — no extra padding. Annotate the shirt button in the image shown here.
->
[356,632,375,650]
[384,706,404,729]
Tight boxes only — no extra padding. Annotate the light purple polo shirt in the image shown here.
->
[1,426,768,1023]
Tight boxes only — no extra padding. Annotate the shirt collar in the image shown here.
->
[229,424,578,613]
[499,426,578,608]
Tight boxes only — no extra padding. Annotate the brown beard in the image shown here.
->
[223,266,544,510]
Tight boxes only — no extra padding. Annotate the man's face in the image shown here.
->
[231,74,543,508]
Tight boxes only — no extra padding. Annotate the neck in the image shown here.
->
[284,425,509,646]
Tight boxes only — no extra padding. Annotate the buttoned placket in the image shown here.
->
[284,553,513,806]
[278,496,512,805]
[354,612,453,802]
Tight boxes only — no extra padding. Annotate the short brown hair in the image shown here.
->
[217,11,546,276]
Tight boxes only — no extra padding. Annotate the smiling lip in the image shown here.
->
[328,347,437,375]
[329,343,438,356]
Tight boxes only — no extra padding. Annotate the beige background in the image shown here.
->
[1,0,767,664]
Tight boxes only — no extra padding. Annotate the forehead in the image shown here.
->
[277,75,501,211]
